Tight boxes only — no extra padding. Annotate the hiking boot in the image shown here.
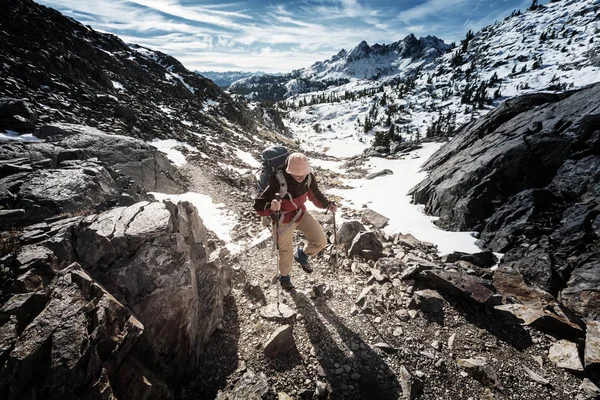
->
[279,275,295,291]
[294,247,313,273]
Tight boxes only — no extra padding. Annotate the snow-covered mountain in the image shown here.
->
[0,0,291,168]
[195,70,276,88]
[228,34,450,100]
[279,0,600,156]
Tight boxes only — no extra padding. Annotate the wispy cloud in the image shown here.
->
[127,0,252,29]
[398,0,470,23]
[36,0,544,72]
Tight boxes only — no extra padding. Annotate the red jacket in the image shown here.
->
[254,171,329,224]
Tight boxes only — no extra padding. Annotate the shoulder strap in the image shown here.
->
[274,170,288,198]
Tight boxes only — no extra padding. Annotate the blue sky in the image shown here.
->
[37,0,545,73]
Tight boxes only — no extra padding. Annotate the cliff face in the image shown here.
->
[0,199,232,399]
[411,82,600,317]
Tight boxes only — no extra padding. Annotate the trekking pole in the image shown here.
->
[274,193,281,310]
[332,209,339,279]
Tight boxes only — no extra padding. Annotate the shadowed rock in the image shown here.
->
[263,325,294,358]
[415,269,494,306]
[410,82,600,320]
[0,200,231,399]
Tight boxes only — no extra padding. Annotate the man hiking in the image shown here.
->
[254,152,337,290]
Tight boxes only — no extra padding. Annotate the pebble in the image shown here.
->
[351,373,361,381]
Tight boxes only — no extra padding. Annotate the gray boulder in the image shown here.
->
[0,98,37,132]
[349,231,384,261]
[337,220,366,251]
[0,200,231,399]
[410,82,600,319]
[361,208,390,229]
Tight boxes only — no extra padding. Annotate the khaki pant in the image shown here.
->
[273,211,327,277]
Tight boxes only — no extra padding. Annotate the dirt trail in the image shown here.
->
[180,159,586,400]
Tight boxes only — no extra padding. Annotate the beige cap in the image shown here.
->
[286,152,310,176]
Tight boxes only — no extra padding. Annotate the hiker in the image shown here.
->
[254,152,337,290]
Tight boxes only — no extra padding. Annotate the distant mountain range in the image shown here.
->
[254,0,600,152]
[228,34,450,100]
[196,70,282,88]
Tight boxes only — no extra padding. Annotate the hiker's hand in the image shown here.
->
[270,199,281,212]
[327,202,337,213]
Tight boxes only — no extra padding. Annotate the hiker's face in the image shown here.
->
[291,173,307,183]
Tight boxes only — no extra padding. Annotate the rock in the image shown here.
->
[522,365,550,385]
[548,340,584,371]
[216,370,270,399]
[361,208,390,228]
[0,98,37,132]
[581,378,600,398]
[0,161,122,228]
[243,280,266,304]
[365,168,393,180]
[494,303,583,339]
[375,258,407,279]
[355,285,373,306]
[315,381,328,397]
[448,333,456,350]
[560,251,600,319]
[337,220,366,250]
[394,233,435,252]
[369,267,387,282]
[493,266,556,306]
[414,289,445,314]
[260,303,297,321]
[0,262,145,399]
[0,209,25,228]
[415,270,494,306]
[263,325,294,358]
[585,320,600,369]
[410,84,600,322]
[398,365,423,400]
[442,251,498,268]
[278,392,293,400]
[374,342,397,353]
[457,357,501,388]
[349,231,384,261]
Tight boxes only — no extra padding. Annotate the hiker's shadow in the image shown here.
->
[291,291,400,400]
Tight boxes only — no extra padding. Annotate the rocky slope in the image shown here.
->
[0,0,289,162]
[1,0,600,399]
[411,80,600,321]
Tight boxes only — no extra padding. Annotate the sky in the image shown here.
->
[36,0,545,73]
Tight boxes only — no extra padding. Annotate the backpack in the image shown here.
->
[255,145,312,200]
[256,145,290,198]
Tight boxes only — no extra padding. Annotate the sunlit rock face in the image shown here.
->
[0,199,232,399]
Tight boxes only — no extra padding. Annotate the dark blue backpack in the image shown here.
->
[256,146,289,196]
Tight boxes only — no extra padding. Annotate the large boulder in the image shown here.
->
[0,98,37,132]
[0,124,186,228]
[410,82,600,319]
[0,262,145,400]
[0,160,124,226]
[0,200,231,398]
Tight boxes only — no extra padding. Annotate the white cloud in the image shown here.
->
[127,0,252,29]
[398,0,469,23]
